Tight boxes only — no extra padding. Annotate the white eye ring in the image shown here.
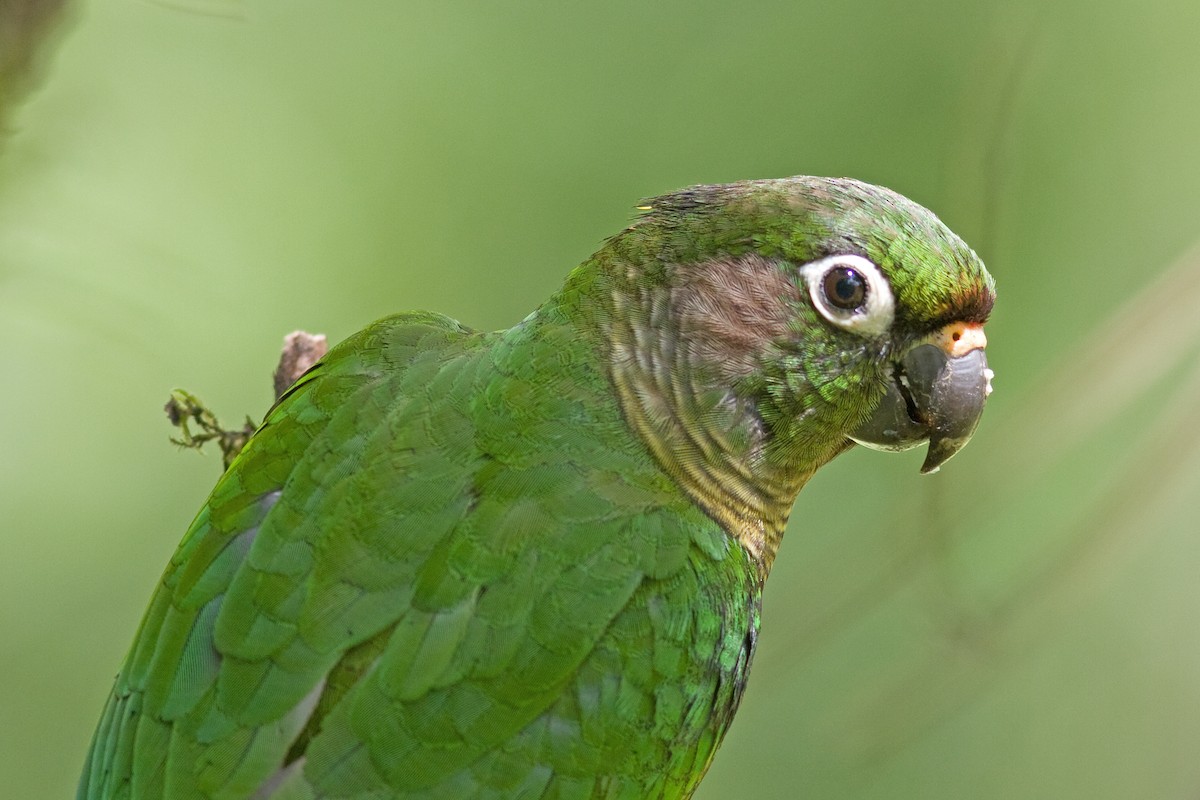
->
[799,254,895,337]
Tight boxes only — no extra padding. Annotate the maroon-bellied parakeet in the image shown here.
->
[79,176,995,800]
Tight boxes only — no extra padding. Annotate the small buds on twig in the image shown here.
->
[165,329,328,470]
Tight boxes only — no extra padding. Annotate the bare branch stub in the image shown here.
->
[273,330,328,400]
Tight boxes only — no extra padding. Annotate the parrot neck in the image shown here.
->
[559,252,820,574]
[608,357,806,573]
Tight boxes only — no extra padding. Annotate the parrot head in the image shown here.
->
[740,176,996,475]
[567,175,995,563]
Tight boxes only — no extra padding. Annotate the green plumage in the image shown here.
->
[79,177,994,799]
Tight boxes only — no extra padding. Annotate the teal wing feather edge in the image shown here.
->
[80,306,761,800]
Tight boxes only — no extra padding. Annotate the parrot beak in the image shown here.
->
[849,322,993,474]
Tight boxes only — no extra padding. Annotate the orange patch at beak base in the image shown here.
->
[931,321,987,358]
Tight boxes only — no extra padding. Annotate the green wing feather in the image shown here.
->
[80,307,759,800]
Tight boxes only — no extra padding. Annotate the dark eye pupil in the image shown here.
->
[823,265,867,310]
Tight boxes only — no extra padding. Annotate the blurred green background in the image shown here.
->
[4,1,1200,797]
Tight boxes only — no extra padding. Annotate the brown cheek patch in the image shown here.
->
[671,254,796,381]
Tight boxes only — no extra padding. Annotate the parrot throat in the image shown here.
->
[592,254,818,574]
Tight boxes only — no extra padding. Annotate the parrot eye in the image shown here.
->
[822,266,867,310]
[801,254,895,337]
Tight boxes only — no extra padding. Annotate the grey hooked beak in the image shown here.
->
[850,322,993,474]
